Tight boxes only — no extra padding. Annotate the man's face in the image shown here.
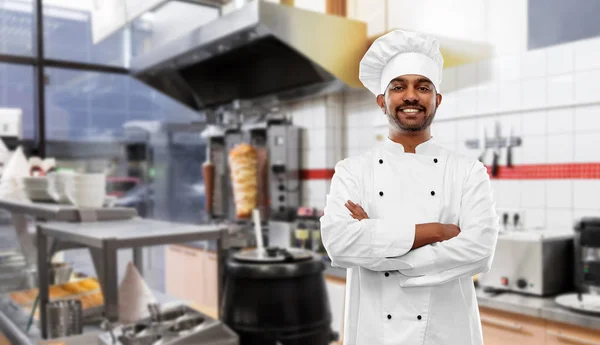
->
[376,74,442,132]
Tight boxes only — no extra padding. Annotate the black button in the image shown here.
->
[434,158,438,163]
[379,191,384,196]
[379,159,383,164]
[384,272,389,277]
[279,195,285,202]
[430,191,435,196]
[417,315,422,320]
[387,314,392,320]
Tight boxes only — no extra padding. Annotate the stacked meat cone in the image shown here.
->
[228,143,258,219]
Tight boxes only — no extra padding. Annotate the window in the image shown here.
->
[0,0,35,56]
[43,0,127,67]
[0,63,35,139]
[45,67,199,141]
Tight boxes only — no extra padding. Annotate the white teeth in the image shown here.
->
[402,109,421,113]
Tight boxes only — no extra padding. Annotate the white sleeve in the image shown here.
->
[392,160,500,287]
[320,158,417,271]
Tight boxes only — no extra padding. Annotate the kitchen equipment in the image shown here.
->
[98,304,238,345]
[201,125,227,220]
[131,1,367,110]
[202,159,215,215]
[46,299,82,338]
[477,126,487,163]
[492,121,501,177]
[554,293,600,316]
[478,230,574,296]
[222,247,336,345]
[506,125,514,168]
[49,262,72,285]
[573,217,600,294]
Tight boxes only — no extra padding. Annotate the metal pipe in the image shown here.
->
[34,0,46,158]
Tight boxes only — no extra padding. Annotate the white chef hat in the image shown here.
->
[359,30,444,95]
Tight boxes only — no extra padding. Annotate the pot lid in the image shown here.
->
[233,247,313,263]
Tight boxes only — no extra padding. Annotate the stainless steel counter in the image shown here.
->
[476,289,600,331]
[323,266,600,331]
[36,219,229,338]
[0,289,178,345]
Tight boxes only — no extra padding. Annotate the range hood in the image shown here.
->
[130,0,367,110]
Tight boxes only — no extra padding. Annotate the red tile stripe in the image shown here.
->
[486,163,600,179]
[301,163,600,180]
[301,169,335,180]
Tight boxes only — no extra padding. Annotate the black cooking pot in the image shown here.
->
[221,247,336,345]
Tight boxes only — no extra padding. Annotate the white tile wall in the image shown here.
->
[522,49,547,79]
[525,208,546,229]
[546,43,574,76]
[574,133,600,163]
[547,134,574,163]
[492,55,521,82]
[522,110,546,136]
[547,74,574,107]
[574,104,600,132]
[522,78,547,109]
[441,67,458,92]
[574,37,600,71]
[494,180,522,209]
[573,180,600,210]
[457,63,478,88]
[574,69,600,103]
[546,180,573,208]
[521,181,546,208]
[457,88,478,116]
[497,80,522,112]
[547,108,574,134]
[522,136,547,164]
[476,83,499,114]
[546,209,574,229]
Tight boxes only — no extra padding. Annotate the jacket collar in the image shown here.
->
[383,136,439,156]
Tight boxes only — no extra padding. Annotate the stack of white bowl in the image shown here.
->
[65,173,106,208]
[22,176,54,202]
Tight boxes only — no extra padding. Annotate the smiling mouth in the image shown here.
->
[400,108,424,114]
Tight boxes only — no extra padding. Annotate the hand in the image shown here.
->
[345,200,369,220]
[439,223,460,241]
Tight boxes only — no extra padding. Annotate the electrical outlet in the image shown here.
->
[497,208,525,231]
[0,108,22,139]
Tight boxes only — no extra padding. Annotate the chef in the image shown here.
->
[320,30,499,345]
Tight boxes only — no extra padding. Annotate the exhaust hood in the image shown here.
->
[130,0,367,110]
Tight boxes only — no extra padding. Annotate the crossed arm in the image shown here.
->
[320,159,499,287]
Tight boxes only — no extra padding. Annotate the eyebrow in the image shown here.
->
[390,77,433,85]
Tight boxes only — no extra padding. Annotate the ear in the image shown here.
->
[436,93,443,108]
[376,94,386,114]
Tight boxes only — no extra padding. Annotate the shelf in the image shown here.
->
[0,199,137,222]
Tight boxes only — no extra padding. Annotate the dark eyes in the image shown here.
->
[391,86,430,91]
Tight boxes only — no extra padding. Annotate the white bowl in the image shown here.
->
[22,176,49,187]
[66,183,106,208]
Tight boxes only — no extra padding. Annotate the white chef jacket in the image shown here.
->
[320,137,499,345]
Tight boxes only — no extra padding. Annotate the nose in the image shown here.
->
[402,86,418,103]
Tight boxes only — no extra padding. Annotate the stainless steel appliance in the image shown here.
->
[203,111,302,225]
[574,218,600,294]
[131,1,367,110]
[98,304,238,345]
[479,230,574,296]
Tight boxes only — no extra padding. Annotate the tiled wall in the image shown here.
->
[292,35,600,231]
